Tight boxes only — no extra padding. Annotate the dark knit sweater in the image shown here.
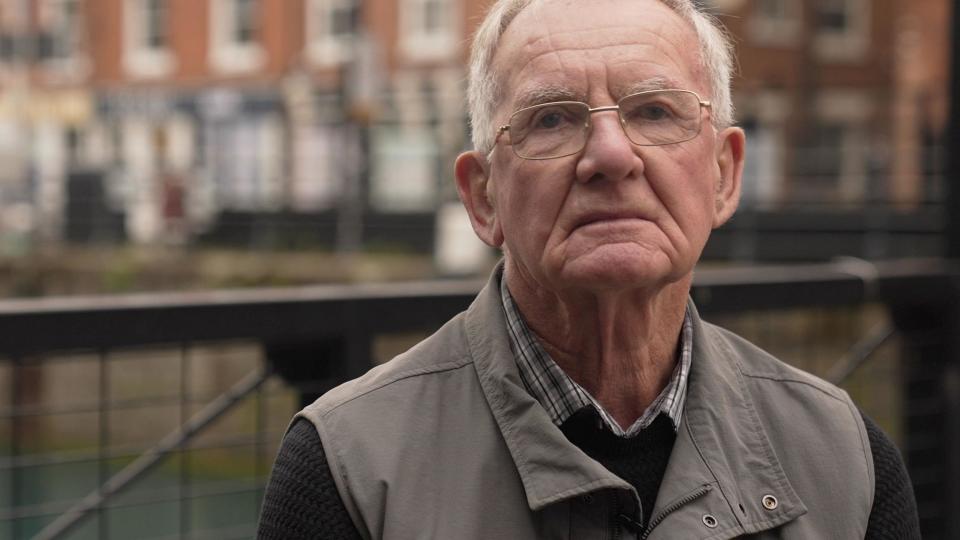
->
[559,408,676,531]
[257,410,920,539]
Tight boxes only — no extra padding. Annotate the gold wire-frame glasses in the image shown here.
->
[493,89,712,160]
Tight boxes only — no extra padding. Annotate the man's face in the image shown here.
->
[458,0,743,295]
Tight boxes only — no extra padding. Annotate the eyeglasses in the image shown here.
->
[494,89,711,160]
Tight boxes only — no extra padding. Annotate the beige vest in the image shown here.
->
[299,270,874,539]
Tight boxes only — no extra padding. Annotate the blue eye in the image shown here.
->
[538,112,564,129]
[527,105,578,131]
[637,104,671,121]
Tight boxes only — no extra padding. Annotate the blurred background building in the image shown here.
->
[0,0,950,289]
[0,0,479,273]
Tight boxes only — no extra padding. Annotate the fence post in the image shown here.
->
[890,291,960,539]
[266,334,372,409]
[936,4,960,536]
[265,303,374,409]
[947,1,960,256]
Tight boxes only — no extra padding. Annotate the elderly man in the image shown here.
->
[259,0,920,538]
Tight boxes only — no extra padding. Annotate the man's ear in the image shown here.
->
[712,126,745,228]
[455,150,504,247]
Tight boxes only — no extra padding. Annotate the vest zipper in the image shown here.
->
[611,491,623,540]
[612,490,645,539]
[640,484,712,540]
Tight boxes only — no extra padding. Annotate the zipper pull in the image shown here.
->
[617,512,644,534]
[641,484,713,539]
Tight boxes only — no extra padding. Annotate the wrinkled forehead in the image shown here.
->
[491,0,705,111]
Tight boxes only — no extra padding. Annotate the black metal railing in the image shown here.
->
[1,258,959,539]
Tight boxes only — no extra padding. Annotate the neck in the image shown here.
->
[505,264,690,430]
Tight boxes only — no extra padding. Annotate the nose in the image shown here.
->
[574,111,642,184]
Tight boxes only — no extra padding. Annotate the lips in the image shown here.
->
[573,211,646,229]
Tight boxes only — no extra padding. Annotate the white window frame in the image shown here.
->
[814,0,870,62]
[748,0,800,47]
[804,91,874,203]
[305,0,358,67]
[209,0,265,74]
[0,1,24,78]
[736,91,790,208]
[39,0,88,78]
[123,0,175,79]
[399,0,459,62]
[370,124,439,212]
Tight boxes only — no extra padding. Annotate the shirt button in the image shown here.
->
[702,514,718,528]
[582,494,594,504]
[762,494,779,511]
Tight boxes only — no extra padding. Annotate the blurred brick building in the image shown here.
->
[0,0,474,249]
[0,0,950,257]
[711,0,951,210]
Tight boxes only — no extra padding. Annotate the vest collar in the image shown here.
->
[463,264,807,532]
[648,300,807,535]
[464,264,633,510]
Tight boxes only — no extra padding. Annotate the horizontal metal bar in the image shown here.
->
[1,477,264,521]
[0,259,955,357]
[726,207,946,233]
[0,279,484,356]
[0,385,291,420]
[148,523,258,540]
[0,428,287,471]
[0,340,263,366]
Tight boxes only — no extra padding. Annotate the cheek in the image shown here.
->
[498,163,570,237]
[652,156,717,234]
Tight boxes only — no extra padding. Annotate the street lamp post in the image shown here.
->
[335,3,379,256]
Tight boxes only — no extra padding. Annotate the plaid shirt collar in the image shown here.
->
[500,279,692,437]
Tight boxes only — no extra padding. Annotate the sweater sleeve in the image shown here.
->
[861,411,921,540]
[257,417,362,540]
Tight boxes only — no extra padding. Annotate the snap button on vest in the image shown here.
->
[762,494,779,510]
[702,514,718,528]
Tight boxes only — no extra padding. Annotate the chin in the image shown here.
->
[556,249,683,292]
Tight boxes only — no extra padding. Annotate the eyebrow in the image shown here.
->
[511,85,584,111]
[511,77,687,112]
[620,77,681,96]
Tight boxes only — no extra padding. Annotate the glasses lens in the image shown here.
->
[619,90,702,146]
[509,102,589,159]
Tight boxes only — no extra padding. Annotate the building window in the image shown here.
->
[817,0,848,31]
[232,0,258,44]
[206,115,283,211]
[306,0,359,66]
[210,0,265,73]
[123,0,175,78]
[290,123,346,211]
[45,0,81,60]
[792,120,870,205]
[37,0,87,76]
[400,0,458,61]
[143,0,167,50]
[740,119,784,209]
[814,0,869,61]
[805,124,845,188]
[0,2,19,70]
[371,126,438,212]
[749,0,800,46]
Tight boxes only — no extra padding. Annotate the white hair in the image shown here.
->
[466,0,736,155]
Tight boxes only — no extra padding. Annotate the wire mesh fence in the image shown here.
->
[1,260,958,538]
[1,343,298,539]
